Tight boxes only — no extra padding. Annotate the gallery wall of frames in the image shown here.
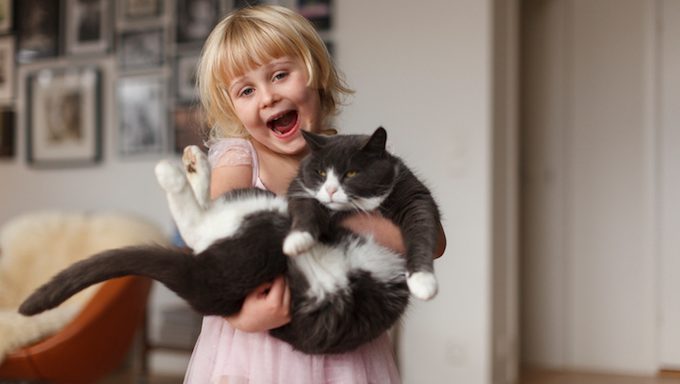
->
[0,0,333,167]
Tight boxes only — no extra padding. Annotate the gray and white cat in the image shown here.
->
[19,127,440,354]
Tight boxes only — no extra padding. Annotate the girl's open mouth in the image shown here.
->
[267,111,299,137]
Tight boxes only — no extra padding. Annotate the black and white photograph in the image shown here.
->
[119,29,164,71]
[173,105,206,154]
[0,37,14,101]
[0,0,12,33]
[26,67,102,167]
[121,0,163,20]
[0,108,15,159]
[297,0,332,31]
[65,0,112,55]
[16,0,61,62]
[176,0,219,45]
[118,76,167,155]
[232,0,263,9]
[175,54,199,103]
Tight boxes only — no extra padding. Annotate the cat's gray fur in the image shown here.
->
[19,127,440,354]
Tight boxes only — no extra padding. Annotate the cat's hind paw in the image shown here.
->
[283,231,316,256]
[155,160,187,193]
[407,271,438,300]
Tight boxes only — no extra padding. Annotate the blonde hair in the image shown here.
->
[197,5,352,140]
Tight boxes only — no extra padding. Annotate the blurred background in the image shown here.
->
[0,0,679,383]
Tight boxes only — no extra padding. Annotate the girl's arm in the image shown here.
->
[341,213,446,259]
[211,165,292,332]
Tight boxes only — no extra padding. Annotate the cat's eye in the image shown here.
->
[317,170,326,177]
[345,170,358,178]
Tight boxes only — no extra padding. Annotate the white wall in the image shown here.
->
[1,1,506,382]
[521,0,673,374]
[658,0,680,369]
[335,1,496,383]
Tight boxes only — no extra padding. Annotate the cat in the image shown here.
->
[18,127,440,354]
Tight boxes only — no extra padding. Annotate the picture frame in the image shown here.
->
[26,67,102,167]
[175,54,199,103]
[121,0,163,20]
[0,37,14,101]
[117,76,167,155]
[297,0,332,31]
[176,0,220,46]
[173,105,207,154]
[65,0,112,55]
[16,0,61,63]
[0,107,15,159]
[119,29,164,71]
[0,0,13,34]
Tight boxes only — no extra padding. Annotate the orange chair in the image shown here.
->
[0,211,168,383]
[0,276,151,383]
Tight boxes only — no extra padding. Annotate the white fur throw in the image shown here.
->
[0,211,167,364]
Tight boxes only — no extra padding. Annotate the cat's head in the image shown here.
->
[296,127,397,211]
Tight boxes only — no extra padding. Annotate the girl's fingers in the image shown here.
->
[253,280,274,297]
[266,276,286,303]
[282,277,291,311]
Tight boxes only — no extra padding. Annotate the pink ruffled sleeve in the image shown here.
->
[208,138,254,169]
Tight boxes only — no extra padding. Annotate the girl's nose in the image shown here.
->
[260,85,279,108]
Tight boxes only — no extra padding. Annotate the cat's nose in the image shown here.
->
[325,185,338,197]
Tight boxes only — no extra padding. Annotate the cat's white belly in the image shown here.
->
[292,237,406,302]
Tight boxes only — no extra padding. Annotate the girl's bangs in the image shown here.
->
[218,22,301,84]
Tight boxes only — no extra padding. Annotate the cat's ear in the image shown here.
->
[362,127,387,154]
[301,130,329,152]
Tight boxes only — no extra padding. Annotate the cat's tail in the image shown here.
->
[18,245,192,316]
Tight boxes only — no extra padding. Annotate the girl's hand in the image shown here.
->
[341,212,446,259]
[341,212,406,254]
[224,275,291,332]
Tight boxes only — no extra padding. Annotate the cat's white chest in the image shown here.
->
[291,237,405,303]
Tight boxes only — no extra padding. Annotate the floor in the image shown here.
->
[519,369,680,384]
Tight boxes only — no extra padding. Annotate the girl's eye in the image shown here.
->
[239,87,254,97]
[273,72,288,81]
[317,170,326,177]
[345,170,358,178]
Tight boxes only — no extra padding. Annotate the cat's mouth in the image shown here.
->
[267,111,298,137]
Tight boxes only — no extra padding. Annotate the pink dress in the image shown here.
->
[183,138,401,384]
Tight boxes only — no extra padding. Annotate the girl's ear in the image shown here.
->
[301,130,329,151]
[361,127,387,154]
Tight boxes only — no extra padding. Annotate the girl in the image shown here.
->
[185,5,445,384]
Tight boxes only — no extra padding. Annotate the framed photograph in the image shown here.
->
[176,0,220,45]
[118,76,167,155]
[0,0,13,33]
[16,0,61,63]
[297,0,332,31]
[121,0,163,20]
[65,0,112,55]
[0,108,15,159]
[26,67,102,167]
[175,54,199,103]
[119,29,164,71]
[173,105,207,154]
[0,37,14,101]
[232,0,263,9]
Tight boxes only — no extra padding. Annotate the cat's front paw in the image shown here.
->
[283,231,316,256]
[155,160,187,193]
[407,271,438,300]
[182,146,210,176]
